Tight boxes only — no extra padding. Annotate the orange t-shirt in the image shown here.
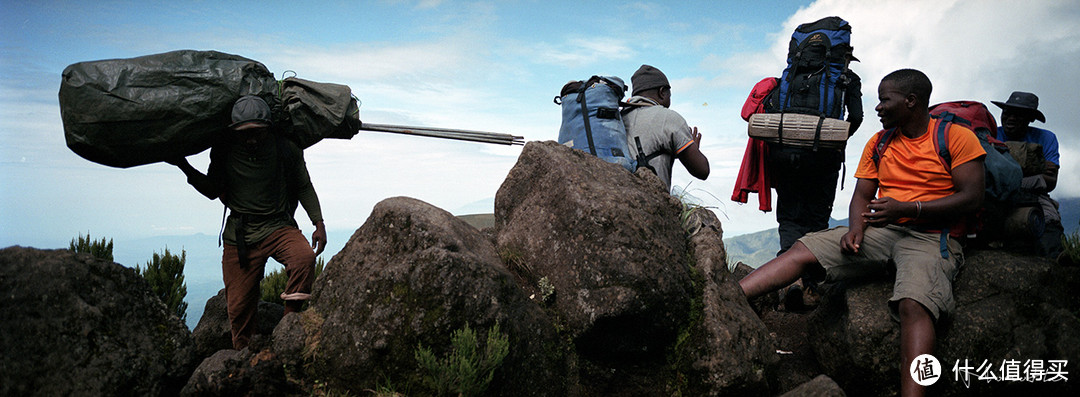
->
[855,119,985,215]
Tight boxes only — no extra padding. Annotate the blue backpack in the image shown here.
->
[776,16,853,119]
[555,76,636,172]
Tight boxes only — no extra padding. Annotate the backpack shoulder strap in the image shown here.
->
[634,136,658,174]
[932,113,954,170]
[874,116,955,171]
[871,127,898,167]
[577,77,599,156]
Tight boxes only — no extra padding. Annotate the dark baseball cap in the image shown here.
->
[229,95,272,129]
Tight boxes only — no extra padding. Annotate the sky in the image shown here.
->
[2,0,1079,268]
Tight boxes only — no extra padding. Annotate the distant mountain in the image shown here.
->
[454,197,495,215]
[1057,196,1079,234]
[458,213,495,230]
[723,228,777,269]
[723,218,847,269]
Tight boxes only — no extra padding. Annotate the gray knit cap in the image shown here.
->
[631,64,670,96]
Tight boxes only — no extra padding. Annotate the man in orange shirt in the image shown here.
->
[739,69,985,397]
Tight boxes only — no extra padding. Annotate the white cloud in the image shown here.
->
[774,0,1080,221]
[522,37,636,69]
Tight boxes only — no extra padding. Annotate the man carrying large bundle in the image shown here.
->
[168,96,327,350]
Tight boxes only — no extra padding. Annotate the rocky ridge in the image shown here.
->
[2,140,1076,396]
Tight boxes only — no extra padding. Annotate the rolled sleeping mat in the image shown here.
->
[748,113,850,149]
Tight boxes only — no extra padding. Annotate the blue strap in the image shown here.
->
[935,114,953,168]
[939,227,950,259]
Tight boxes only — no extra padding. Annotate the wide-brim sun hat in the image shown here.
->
[991,91,1045,123]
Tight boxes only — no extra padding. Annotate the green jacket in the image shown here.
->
[186,134,323,246]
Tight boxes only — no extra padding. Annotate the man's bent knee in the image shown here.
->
[740,241,821,299]
[897,298,932,321]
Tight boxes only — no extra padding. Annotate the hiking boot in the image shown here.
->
[781,282,820,312]
[781,283,804,312]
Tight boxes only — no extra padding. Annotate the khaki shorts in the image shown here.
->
[798,225,963,321]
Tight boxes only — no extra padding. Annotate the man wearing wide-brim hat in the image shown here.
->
[992,90,1062,258]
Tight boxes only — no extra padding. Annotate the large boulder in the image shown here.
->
[778,374,846,397]
[181,337,295,396]
[191,288,283,361]
[0,246,196,396]
[495,141,694,357]
[276,196,567,396]
[674,209,777,395]
[493,141,774,394]
[808,249,1080,395]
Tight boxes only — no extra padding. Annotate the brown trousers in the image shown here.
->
[222,226,315,350]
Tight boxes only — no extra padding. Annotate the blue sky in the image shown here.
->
[3,0,1079,261]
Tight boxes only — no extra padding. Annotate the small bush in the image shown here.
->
[415,322,510,397]
[1063,226,1080,263]
[136,248,188,322]
[672,182,722,230]
[537,276,555,303]
[261,256,325,305]
[69,231,113,261]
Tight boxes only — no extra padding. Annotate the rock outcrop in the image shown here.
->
[807,249,1080,396]
[191,288,283,361]
[275,196,567,396]
[181,337,295,396]
[12,137,1075,395]
[674,209,777,395]
[0,247,196,396]
[778,374,846,397]
[495,141,775,395]
[265,141,776,395]
[495,141,693,347]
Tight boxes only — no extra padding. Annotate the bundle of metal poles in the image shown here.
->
[360,123,525,146]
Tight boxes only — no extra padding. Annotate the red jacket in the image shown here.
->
[731,137,772,212]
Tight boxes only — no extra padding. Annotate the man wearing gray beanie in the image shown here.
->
[623,64,710,191]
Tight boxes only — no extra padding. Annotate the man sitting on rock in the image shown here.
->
[622,64,710,191]
[738,69,985,397]
[992,91,1063,258]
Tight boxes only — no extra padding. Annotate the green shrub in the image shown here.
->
[69,231,113,261]
[261,256,325,305]
[136,248,188,322]
[1063,227,1080,263]
[414,322,510,397]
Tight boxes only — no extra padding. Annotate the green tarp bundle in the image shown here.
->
[279,78,361,149]
[59,50,360,168]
